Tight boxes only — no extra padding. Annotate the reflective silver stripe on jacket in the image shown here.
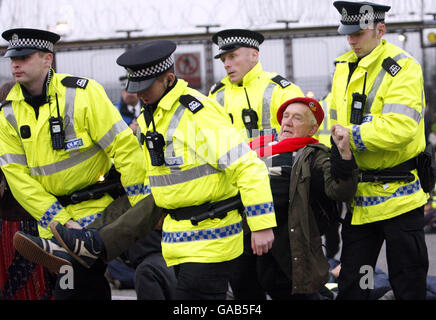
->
[64,87,78,141]
[261,82,276,131]
[216,89,225,107]
[330,108,337,121]
[318,100,330,135]
[217,142,251,170]
[165,104,185,159]
[149,163,220,187]
[97,119,129,150]
[382,103,421,123]
[0,153,28,166]
[29,144,101,176]
[2,103,19,133]
[365,53,409,114]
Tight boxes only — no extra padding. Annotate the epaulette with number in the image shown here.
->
[179,95,204,114]
[271,75,291,88]
[382,57,402,77]
[61,76,89,89]
[209,81,225,94]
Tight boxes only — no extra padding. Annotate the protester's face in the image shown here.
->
[278,102,318,141]
[10,52,51,85]
[346,23,384,58]
[122,90,139,106]
[220,47,258,83]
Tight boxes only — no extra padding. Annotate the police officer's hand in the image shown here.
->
[331,124,352,160]
[65,219,83,229]
[251,228,274,256]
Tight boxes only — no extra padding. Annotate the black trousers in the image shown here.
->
[173,259,237,300]
[337,206,429,300]
[135,252,177,300]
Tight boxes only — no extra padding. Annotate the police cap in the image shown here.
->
[212,29,264,59]
[116,40,176,93]
[2,28,60,58]
[333,1,391,35]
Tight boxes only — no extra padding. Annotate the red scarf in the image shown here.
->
[249,134,318,158]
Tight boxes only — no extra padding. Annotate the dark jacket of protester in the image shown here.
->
[270,142,358,294]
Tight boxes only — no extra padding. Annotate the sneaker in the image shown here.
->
[13,231,72,274]
[50,221,103,269]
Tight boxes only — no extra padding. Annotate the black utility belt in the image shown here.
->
[166,193,244,226]
[358,158,417,183]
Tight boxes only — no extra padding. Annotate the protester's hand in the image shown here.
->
[65,219,83,229]
[331,124,352,160]
[251,228,274,256]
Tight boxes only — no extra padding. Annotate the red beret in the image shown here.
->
[277,97,324,126]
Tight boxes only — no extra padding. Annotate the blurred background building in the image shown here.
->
[0,0,435,105]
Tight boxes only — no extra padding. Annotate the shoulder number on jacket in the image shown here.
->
[179,94,204,114]
[271,75,291,88]
[61,76,89,89]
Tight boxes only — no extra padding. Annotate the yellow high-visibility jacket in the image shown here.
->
[314,92,333,147]
[0,71,149,238]
[208,62,304,141]
[330,39,428,224]
[137,79,276,266]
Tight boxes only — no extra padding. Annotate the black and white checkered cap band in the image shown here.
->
[8,37,54,52]
[128,55,174,80]
[341,11,385,25]
[218,36,260,49]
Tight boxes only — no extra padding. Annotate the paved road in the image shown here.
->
[111,233,436,300]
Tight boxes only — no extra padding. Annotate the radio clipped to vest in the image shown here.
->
[49,94,65,150]
[350,72,367,125]
[142,104,165,166]
[242,87,258,138]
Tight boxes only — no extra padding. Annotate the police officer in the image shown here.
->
[209,29,304,141]
[0,28,149,299]
[14,40,277,300]
[330,2,429,299]
[209,28,304,300]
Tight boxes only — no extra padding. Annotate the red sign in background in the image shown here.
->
[175,52,202,89]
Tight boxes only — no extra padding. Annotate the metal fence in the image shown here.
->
[0,24,435,106]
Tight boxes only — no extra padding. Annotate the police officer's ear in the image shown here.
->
[40,52,53,67]
[166,72,176,87]
[375,22,386,39]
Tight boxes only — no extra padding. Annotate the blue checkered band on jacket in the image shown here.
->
[354,179,421,207]
[75,212,102,228]
[38,201,63,228]
[245,201,274,217]
[125,183,151,196]
[352,125,367,151]
[9,37,54,52]
[162,221,242,243]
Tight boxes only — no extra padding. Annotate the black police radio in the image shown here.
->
[350,72,367,125]
[242,88,258,138]
[141,103,166,166]
[145,131,165,166]
[49,94,65,150]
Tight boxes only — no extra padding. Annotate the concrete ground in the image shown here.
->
[111,233,436,300]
